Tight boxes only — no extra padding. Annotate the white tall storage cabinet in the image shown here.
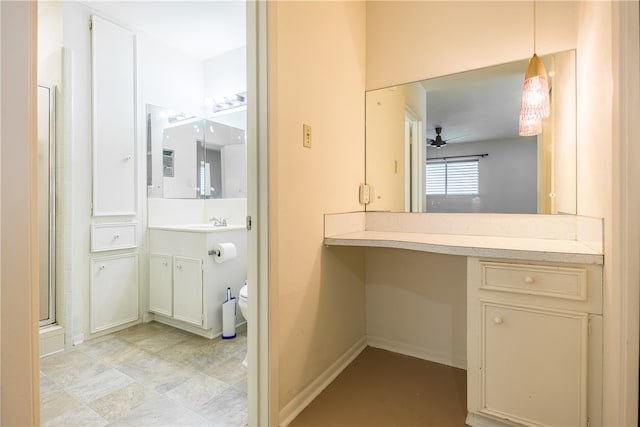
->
[89,16,139,334]
[91,15,136,216]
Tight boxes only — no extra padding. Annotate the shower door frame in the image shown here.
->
[38,82,56,327]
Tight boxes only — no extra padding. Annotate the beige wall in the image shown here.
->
[366,1,578,91]
[366,249,467,368]
[572,2,640,422]
[365,87,406,211]
[364,1,636,425]
[364,0,582,373]
[0,1,40,425]
[267,0,367,416]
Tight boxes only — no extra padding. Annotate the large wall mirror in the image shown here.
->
[147,104,247,199]
[365,49,576,215]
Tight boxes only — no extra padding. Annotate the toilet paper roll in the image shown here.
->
[214,242,237,263]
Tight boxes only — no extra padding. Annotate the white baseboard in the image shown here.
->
[367,335,467,370]
[39,325,65,357]
[279,336,367,427]
[466,412,517,427]
[72,333,85,346]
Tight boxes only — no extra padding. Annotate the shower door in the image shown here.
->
[37,83,56,327]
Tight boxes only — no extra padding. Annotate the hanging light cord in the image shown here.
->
[533,0,537,54]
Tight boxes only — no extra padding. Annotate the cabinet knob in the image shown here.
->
[162,261,168,266]
[99,265,105,270]
[176,264,182,270]
[114,234,120,239]
[524,276,535,284]
[493,317,503,325]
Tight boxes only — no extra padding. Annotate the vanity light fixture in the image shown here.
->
[210,92,247,113]
[518,0,550,136]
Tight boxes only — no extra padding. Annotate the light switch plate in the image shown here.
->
[303,124,312,148]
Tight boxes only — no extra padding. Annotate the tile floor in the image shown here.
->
[40,321,248,427]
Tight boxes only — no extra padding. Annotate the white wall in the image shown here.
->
[426,138,538,214]
[267,1,367,420]
[37,0,64,330]
[138,33,205,117]
[62,2,93,344]
[49,2,249,344]
[204,46,246,101]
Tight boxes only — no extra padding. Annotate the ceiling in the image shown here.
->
[421,57,530,146]
[83,1,246,60]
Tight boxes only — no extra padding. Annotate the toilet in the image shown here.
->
[238,281,248,367]
[239,281,248,323]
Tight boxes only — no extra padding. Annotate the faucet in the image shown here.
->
[209,217,228,227]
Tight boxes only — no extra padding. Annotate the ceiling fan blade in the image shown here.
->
[445,133,471,142]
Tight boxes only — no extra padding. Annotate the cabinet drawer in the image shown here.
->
[91,222,137,252]
[480,261,587,301]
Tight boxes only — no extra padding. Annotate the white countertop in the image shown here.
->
[149,224,245,233]
[324,212,604,265]
[324,230,603,264]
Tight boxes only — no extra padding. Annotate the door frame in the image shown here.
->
[246,1,272,425]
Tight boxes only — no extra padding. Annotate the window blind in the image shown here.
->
[426,159,479,195]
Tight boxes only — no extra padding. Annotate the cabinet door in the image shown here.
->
[481,302,588,427]
[173,256,203,326]
[149,254,172,316]
[91,15,136,216]
[91,253,139,333]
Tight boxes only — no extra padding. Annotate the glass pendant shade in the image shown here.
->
[518,53,550,136]
[518,113,542,136]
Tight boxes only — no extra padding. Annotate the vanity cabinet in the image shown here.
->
[467,258,602,427]
[148,254,172,317]
[172,256,204,326]
[149,254,203,327]
[148,227,246,338]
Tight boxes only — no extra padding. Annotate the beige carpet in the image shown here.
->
[289,347,467,427]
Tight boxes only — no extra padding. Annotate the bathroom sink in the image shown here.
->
[179,223,221,230]
[151,223,244,232]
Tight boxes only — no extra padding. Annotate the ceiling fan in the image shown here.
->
[427,127,448,149]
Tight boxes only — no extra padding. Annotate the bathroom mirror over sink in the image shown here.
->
[365,49,576,215]
[147,104,247,199]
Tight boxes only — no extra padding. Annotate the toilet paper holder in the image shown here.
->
[208,249,221,256]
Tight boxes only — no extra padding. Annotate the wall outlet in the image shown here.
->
[303,124,312,148]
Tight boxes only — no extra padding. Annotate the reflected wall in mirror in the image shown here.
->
[147,104,247,199]
[365,50,576,215]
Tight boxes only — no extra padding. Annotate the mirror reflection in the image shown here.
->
[365,49,576,215]
[147,104,246,199]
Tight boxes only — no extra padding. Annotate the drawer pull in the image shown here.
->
[493,317,503,325]
[524,276,535,284]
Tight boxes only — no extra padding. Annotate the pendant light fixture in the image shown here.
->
[518,0,550,136]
